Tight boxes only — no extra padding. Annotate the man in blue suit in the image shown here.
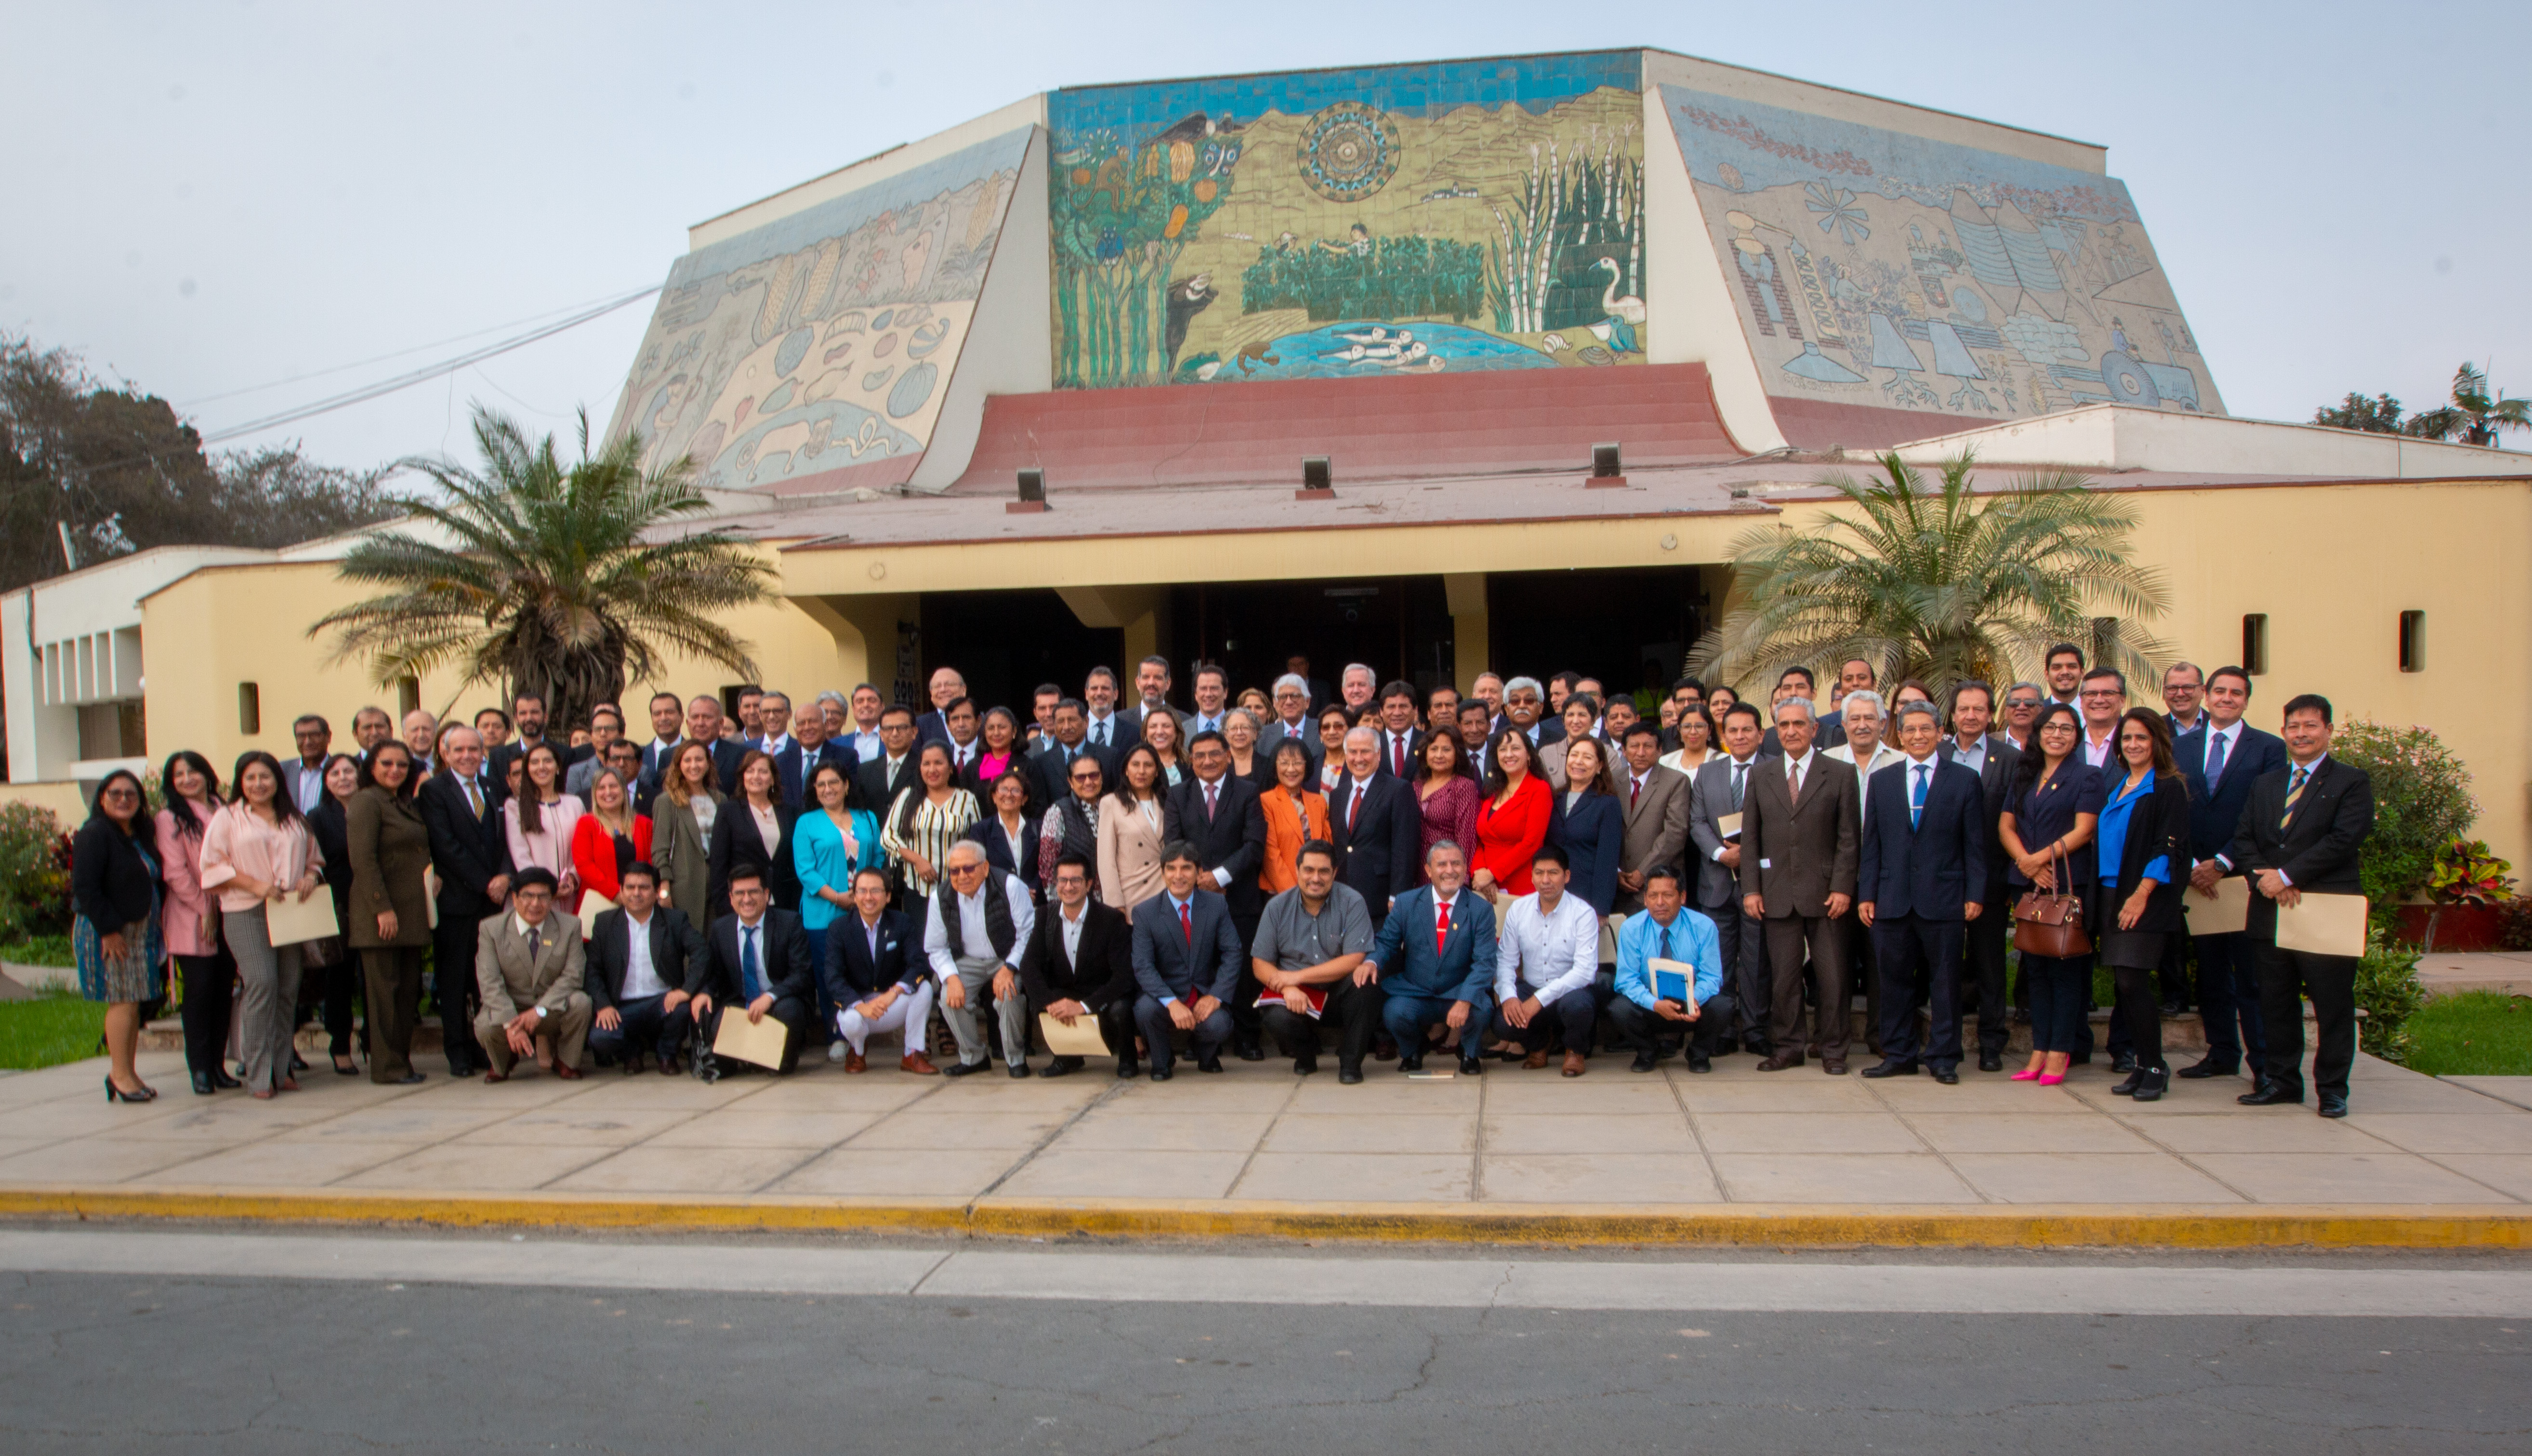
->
[1358,840,1496,1075]
[2174,665,2287,1085]
[1854,701,1988,1084]
[1130,842,1244,1079]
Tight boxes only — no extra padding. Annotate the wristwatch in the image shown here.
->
[533,1005,547,1020]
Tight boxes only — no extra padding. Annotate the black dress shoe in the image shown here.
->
[2157,999,2187,1019]
[1338,1065,1363,1085]
[1458,1054,1484,1076]
[2110,1071,2145,1097]
[942,1059,986,1078]
[2317,1094,2348,1118]
[1006,1062,1031,1079]
[2174,1057,2237,1080]
[1397,1052,1424,1073]
[1688,1053,1713,1074]
[1235,1043,1266,1062]
[2110,1052,2138,1075]
[1115,1059,1140,1079]
[396,1071,427,1085]
[210,1067,242,1089]
[1042,1056,1081,1078]
[191,1072,216,1096]
[1932,1066,1960,1085]
[1978,1052,2003,1074]
[2130,1067,2168,1102]
[1860,1060,1919,1078]
[2238,1084,2302,1106]
[1629,1051,1659,1073]
[1196,1056,1224,1074]
[1149,1067,1174,1082]
[1293,1055,1318,1076]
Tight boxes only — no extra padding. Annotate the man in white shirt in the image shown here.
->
[924,841,1038,1077]
[1083,667,1130,753]
[2162,661,2206,738]
[586,863,699,1075]
[2078,667,2125,768]
[1488,844,1604,1076]
[1823,690,1904,813]
[2043,643,2086,709]
[835,683,886,763]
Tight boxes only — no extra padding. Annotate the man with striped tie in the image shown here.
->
[2226,695,2373,1117]
[1853,702,1989,1084]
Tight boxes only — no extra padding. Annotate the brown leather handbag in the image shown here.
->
[2012,848,2092,959]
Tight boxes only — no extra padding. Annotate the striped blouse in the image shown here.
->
[880,787,981,897]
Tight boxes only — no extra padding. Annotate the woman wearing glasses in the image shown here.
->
[74,770,165,1102]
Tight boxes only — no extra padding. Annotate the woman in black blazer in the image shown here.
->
[962,767,1042,902]
[2093,709,2193,1102]
[302,753,365,1075]
[1547,735,1624,917]
[72,769,165,1102]
[706,749,802,921]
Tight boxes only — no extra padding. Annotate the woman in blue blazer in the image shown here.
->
[794,762,884,1003]
[1548,735,1625,916]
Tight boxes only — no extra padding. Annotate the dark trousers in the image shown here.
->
[1763,913,1849,1061]
[1959,900,2012,1056]
[173,949,235,1078]
[699,996,806,1074]
[360,944,426,1083]
[1701,896,1768,1050]
[430,909,486,1071]
[315,945,361,1057]
[1875,914,1965,1068]
[1262,979,1384,1071]
[2191,929,2266,1071]
[1226,911,1263,1050]
[803,925,837,1046]
[1606,991,1736,1058]
[1052,997,1140,1065]
[1381,990,1492,1061]
[1487,981,1597,1059]
[2111,966,2166,1073]
[1133,993,1232,1074]
[2024,952,2092,1054]
[589,994,692,1066]
[2258,944,2357,1101]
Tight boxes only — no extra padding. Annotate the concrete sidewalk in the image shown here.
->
[3,1041,2529,1246]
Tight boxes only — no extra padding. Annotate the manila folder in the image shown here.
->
[576,890,617,940]
[2183,876,2251,937]
[1038,1011,1111,1057]
[2277,893,2368,958]
[265,890,340,946]
[712,1010,791,1070]
[1649,957,1702,1009]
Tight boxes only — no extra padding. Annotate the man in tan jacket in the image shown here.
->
[473,867,592,1082]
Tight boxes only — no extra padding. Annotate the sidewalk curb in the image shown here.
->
[4,1187,2527,1250]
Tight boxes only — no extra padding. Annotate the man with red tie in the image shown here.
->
[1373,681,1425,778]
[1328,727,1421,933]
[1129,844,1245,1079]
[1357,841,1498,1075]
[1163,731,1268,1058]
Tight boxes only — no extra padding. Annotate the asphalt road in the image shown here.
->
[2,1231,2527,1454]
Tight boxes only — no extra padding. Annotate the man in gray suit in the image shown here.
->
[1688,701,1771,1055]
[1945,681,2022,1072]
[1739,697,1861,1073]
[1612,722,1690,916]
[473,867,593,1082]
[280,713,334,815]
[1257,674,1325,776]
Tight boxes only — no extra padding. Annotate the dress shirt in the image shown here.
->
[1252,882,1373,971]
[1900,751,1942,827]
[759,733,793,760]
[923,871,1037,979]
[2168,710,2206,737]
[2082,730,2117,769]
[1085,711,1124,750]
[1626,768,1654,806]
[1190,712,1226,737]
[1060,899,1087,964]
[1781,747,1818,799]
[1340,774,1377,830]
[290,758,327,814]
[1194,773,1236,887]
[620,908,669,999]
[1383,729,1416,777]
[1158,889,1200,1004]
[2095,770,2171,888]
[1612,907,1722,1011]
[1948,735,1988,777]
[1709,753,1760,861]
[947,737,980,774]
[732,915,768,1000]
[1493,890,1601,1007]
[1825,740,1904,818]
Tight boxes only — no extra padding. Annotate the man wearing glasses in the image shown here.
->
[2077,668,2126,769]
[1999,683,2044,755]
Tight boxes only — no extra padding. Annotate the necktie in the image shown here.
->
[1205,781,1218,821]
[1911,763,1929,829]
[1658,922,1672,962]
[1178,900,1192,947]
[740,924,763,1001]
[464,779,483,819]
[1730,761,1746,810]
[1393,735,1407,777]
[1347,782,1363,832]
[1630,775,1642,810]
[2204,730,2229,789]
[1435,897,1451,956]
[2280,766,2308,829]
[526,926,542,965]
[1095,721,1108,747]
[1787,759,1804,802]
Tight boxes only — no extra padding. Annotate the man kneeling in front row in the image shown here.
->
[688,866,813,1080]
[586,862,700,1075]
[1607,865,1734,1074]
[1019,853,1139,1078]
[1490,843,1603,1076]
[1360,840,1496,1075]
[1131,842,1244,1079]
[1253,839,1379,1082]
[474,867,593,1082]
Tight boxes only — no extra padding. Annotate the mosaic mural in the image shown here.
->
[1659,85,2222,422]
[1047,54,1648,389]
[605,130,1029,490]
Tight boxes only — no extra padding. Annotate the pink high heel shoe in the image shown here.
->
[2010,1068,2042,1082]
[2036,1072,2066,1086]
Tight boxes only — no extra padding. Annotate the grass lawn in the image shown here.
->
[0,986,105,1070]
[0,933,76,968]
[2407,992,2532,1077]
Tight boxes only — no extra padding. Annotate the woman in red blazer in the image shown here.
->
[569,767,654,909]
[1472,729,1553,902]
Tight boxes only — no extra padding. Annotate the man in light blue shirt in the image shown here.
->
[1607,866,1732,1073]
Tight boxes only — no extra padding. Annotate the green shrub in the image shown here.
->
[0,802,72,943]
[2330,720,2476,915]
[2355,925,2427,1065]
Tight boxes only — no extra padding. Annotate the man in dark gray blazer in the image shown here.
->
[1688,702,1770,1055]
[1855,702,1988,1083]
[1738,698,1861,1073]
[1945,682,2021,1072]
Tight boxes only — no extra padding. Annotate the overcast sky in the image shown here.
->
[4,1,2521,471]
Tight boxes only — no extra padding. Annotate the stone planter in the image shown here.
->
[2393,903,2507,953]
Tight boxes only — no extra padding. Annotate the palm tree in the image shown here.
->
[2404,362,2532,447]
[313,407,775,729]
[1687,450,2170,699]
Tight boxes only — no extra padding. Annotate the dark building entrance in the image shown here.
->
[915,589,1124,714]
[1170,577,1454,699]
[1485,565,1710,700]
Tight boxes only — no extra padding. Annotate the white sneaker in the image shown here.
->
[826,1042,847,1063]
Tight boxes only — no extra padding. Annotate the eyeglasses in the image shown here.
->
[2079,690,2122,700]
[101,787,138,801]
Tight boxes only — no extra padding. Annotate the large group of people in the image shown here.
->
[68,643,2375,1117]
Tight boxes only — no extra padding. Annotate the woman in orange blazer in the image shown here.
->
[1258,739,1333,896]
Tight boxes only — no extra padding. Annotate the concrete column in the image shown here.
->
[1444,572,1489,694]
[793,593,911,690]
[1056,585,1171,669]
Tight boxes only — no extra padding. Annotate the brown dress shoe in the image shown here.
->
[1560,1050,1588,1077]
[483,1069,507,1084]
[900,1051,939,1076]
[845,1049,868,1074]
[1822,1058,1848,1075]
[1756,1051,1805,1073]
[658,1055,682,1076]
[1523,1048,1549,1070]
[554,1064,583,1081]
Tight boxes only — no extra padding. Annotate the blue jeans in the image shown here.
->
[2023,953,2092,1055]
[1381,991,1492,1061]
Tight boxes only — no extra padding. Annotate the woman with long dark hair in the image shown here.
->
[1552,735,1624,916]
[879,741,978,911]
[303,752,365,1075]
[348,741,433,1084]
[706,748,800,917]
[75,768,164,1102]
[2097,708,2192,1102]
[1998,703,2104,1086]
[650,739,724,918]
[1412,731,1479,885]
[156,750,235,1095]
[198,750,325,1099]
[1095,744,1168,916]
[1473,729,1553,905]
[502,740,582,904]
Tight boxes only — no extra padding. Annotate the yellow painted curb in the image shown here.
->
[3,1186,2528,1250]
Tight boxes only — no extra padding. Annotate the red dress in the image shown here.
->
[1414,775,1480,886]
[1473,774,1552,895]
[570,812,654,905]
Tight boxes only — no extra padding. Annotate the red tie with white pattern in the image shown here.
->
[1435,897,1451,957]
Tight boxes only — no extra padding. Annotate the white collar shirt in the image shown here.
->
[1494,891,1601,1007]
[620,908,668,999]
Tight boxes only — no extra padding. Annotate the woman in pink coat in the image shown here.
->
[155,750,236,1096]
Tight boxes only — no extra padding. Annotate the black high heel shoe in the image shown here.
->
[105,1075,157,1103]
[332,1053,360,1076]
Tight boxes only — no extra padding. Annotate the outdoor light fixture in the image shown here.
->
[1008,467,1048,514]
[1296,456,1333,500]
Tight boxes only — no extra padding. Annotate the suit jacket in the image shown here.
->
[1855,757,1989,920]
[857,753,919,821]
[638,737,689,783]
[821,906,919,1004]
[692,908,816,1006]
[1614,763,1691,913]
[2226,754,2374,942]
[474,910,586,1021]
[586,904,704,1013]
[1737,751,1860,918]
[2178,722,2287,862]
[1162,774,1267,920]
[278,757,332,815]
[1369,726,1426,780]
[419,769,512,919]
[1366,886,1495,1003]
[705,736,749,796]
[1952,735,2023,904]
[1019,896,1135,1011]
[1686,755,1761,909]
[1325,772,1422,922]
[914,709,954,748]
[1129,890,1243,1004]
[706,800,804,917]
[963,813,1044,900]
[1551,791,1624,917]
[2096,770,2192,936]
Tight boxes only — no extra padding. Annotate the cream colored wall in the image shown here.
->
[0,780,92,821]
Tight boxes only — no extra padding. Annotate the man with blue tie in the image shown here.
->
[1358,841,1496,1075]
[1130,843,1244,1079]
[1855,701,1989,1083]
[1082,668,1131,757]
[753,692,811,810]
[2175,665,2288,1087]
[1605,865,1730,1073]
[687,866,814,1081]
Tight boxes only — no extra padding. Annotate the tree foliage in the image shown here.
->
[312,407,775,730]
[2312,363,2532,447]
[1687,450,2170,698]
[2312,391,2407,434]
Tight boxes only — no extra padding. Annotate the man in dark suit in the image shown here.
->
[752,691,813,810]
[687,866,815,1080]
[827,866,937,1075]
[1164,731,1268,1057]
[679,695,749,795]
[419,724,511,1077]
[1130,844,1245,1079]
[2225,694,2374,1117]
[1326,726,1420,931]
[2175,665,2289,1085]
[1360,841,1497,1075]
[912,667,967,748]
[1944,682,2022,1072]
[488,691,591,781]
[1855,702,1988,1083]
[1740,698,1861,1073]
[636,692,687,783]
[586,862,703,1074]
[1689,702,1771,1055]
[857,704,922,816]
[1371,681,1425,779]
[1030,698,1108,807]
[1020,854,1140,1078]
